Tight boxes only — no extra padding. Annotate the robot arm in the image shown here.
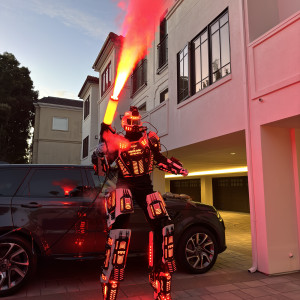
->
[92,123,117,175]
[148,131,188,176]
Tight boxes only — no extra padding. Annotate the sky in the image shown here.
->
[0,0,125,100]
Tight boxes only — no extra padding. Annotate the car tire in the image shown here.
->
[176,226,218,274]
[0,236,37,297]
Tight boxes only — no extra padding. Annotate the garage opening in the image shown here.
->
[212,176,249,213]
[170,179,201,202]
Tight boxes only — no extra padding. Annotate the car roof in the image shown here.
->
[0,164,93,169]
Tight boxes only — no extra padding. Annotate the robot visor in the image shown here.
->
[127,119,141,126]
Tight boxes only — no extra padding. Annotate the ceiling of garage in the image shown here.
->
[163,130,248,174]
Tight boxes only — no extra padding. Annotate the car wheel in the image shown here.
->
[176,226,218,274]
[0,236,37,297]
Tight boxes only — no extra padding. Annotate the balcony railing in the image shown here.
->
[131,59,147,96]
[157,35,168,71]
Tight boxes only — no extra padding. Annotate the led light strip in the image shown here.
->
[165,167,248,178]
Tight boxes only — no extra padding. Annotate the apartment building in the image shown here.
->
[78,76,99,165]
[32,97,83,164]
[79,0,300,275]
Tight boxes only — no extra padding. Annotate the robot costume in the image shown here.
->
[92,106,188,300]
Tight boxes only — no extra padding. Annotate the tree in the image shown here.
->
[0,52,38,163]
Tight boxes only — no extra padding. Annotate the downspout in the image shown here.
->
[241,0,258,273]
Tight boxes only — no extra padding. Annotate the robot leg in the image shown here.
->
[100,188,134,300]
[101,229,131,300]
[146,192,176,300]
[148,219,176,299]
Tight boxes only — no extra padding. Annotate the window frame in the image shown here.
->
[101,62,112,96]
[52,117,68,131]
[157,16,168,71]
[82,136,89,159]
[160,88,169,103]
[83,96,90,120]
[177,8,231,104]
[177,44,190,104]
[131,59,147,97]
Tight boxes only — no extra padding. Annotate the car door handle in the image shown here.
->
[21,202,42,208]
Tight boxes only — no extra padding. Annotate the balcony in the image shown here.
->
[131,59,147,97]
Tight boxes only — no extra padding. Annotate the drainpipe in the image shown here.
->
[241,0,258,273]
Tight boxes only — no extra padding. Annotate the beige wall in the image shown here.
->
[32,104,82,164]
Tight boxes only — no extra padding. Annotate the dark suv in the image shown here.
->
[0,164,226,296]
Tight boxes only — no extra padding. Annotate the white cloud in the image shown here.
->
[1,0,115,40]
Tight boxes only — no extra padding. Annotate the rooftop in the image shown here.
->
[35,97,83,108]
[78,76,99,98]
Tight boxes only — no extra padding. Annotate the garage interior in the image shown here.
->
[163,130,252,271]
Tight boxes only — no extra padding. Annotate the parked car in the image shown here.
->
[0,164,226,296]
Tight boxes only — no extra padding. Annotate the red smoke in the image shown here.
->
[112,0,172,98]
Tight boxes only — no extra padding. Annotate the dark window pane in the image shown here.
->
[179,51,183,61]
[183,45,188,56]
[201,30,208,43]
[201,40,209,80]
[183,54,188,77]
[222,64,231,76]
[202,77,209,89]
[211,20,219,34]
[194,37,200,48]
[0,169,28,197]
[195,47,201,84]
[24,169,83,197]
[220,12,228,27]
[220,23,230,67]
[160,89,168,103]
[180,59,183,77]
[211,31,220,73]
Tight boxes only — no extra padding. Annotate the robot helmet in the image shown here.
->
[121,106,142,132]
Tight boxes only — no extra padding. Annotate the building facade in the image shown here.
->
[80,0,300,275]
[32,97,83,164]
[78,76,99,165]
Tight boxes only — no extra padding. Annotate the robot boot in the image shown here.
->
[148,225,176,300]
[101,229,131,300]
[102,280,120,300]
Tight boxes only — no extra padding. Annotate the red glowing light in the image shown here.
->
[102,130,130,153]
[103,0,171,126]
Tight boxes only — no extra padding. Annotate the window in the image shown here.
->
[193,31,209,92]
[52,117,68,131]
[178,9,231,103]
[84,96,90,119]
[160,89,168,103]
[131,59,147,96]
[0,168,28,196]
[138,102,146,112]
[210,11,231,83]
[101,62,112,95]
[82,136,89,159]
[21,169,83,197]
[157,17,168,70]
[177,45,189,103]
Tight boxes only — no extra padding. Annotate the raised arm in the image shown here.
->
[148,131,188,176]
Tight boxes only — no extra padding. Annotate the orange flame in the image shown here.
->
[111,0,171,100]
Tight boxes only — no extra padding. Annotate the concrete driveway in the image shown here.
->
[5,211,300,300]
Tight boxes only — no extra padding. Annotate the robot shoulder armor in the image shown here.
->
[148,131,161,150]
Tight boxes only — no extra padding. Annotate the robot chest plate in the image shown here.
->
[116,140,153,177]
